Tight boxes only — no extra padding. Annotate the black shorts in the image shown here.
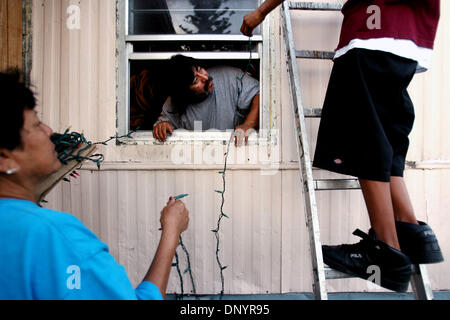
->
[313,48,418,182]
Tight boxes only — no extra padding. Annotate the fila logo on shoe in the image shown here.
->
[350,253,363,259]
[423,230,434,237]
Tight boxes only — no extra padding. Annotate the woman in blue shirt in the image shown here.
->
[0,71,189,300]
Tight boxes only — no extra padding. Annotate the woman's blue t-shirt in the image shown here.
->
[0,198,162,300]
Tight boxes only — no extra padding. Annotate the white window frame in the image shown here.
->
[116,0,275,145]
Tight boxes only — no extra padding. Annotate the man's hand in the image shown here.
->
[234,94,259,146]
[153,121,174,142]
[240,9,265,37]
[234,123,256,147]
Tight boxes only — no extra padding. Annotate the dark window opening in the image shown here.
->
[129,59,260,131]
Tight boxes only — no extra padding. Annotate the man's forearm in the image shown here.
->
[244,94,260,128]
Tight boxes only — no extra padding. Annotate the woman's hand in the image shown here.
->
[160,197,189,235]
[143,197,190,297]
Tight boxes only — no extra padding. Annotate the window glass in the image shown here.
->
[129,0,260,35]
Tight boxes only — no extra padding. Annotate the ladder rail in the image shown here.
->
[281,2,328,300]
[411,265,434,300]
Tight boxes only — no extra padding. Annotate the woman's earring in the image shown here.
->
[6,168,18,175]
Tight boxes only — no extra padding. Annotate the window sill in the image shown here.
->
[120,129,277,146]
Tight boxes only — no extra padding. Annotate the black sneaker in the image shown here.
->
[396,221,444,264]
[322,229,412,292]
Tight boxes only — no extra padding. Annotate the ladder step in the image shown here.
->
[314,179,361,191]
[296,50,335,60]
[324,267,354,280]
[304,108,322,118]
[289,1,343,11]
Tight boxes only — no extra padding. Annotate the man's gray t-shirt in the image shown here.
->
[155,66,260,130]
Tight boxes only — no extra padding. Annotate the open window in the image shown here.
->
[117,0,271,144]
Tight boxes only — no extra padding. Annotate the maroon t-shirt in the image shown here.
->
[336,0,440,51]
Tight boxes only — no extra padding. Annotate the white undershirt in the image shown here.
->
[334,38,433,73]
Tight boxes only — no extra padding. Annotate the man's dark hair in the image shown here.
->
[168,54,203,115]
[0,70,36,150]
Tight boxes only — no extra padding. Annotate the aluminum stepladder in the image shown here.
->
[280,1,434,300]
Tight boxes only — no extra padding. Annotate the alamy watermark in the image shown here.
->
[169,122,280,176]
[66,5,81,30]
[66,265,81,290]
[366,265,381,290]
[367,5,381,30]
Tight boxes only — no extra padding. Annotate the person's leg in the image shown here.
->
[323,176,413,292]
[319,51,415,292]
[359,179,400,250]
[390,176,419,224]
[391,177,444,264]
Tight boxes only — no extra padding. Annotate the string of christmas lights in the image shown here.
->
[172,235,198,300]
[173,251,184,298]
[212,135,233,298]
[51,127,136,170]
[179,235,197,295]
[212,38,255,299]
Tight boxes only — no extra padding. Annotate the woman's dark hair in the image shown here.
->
[168,54,203,115]
[0,70,36,150]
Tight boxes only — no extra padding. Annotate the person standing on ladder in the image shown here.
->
[242,0,443,292]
